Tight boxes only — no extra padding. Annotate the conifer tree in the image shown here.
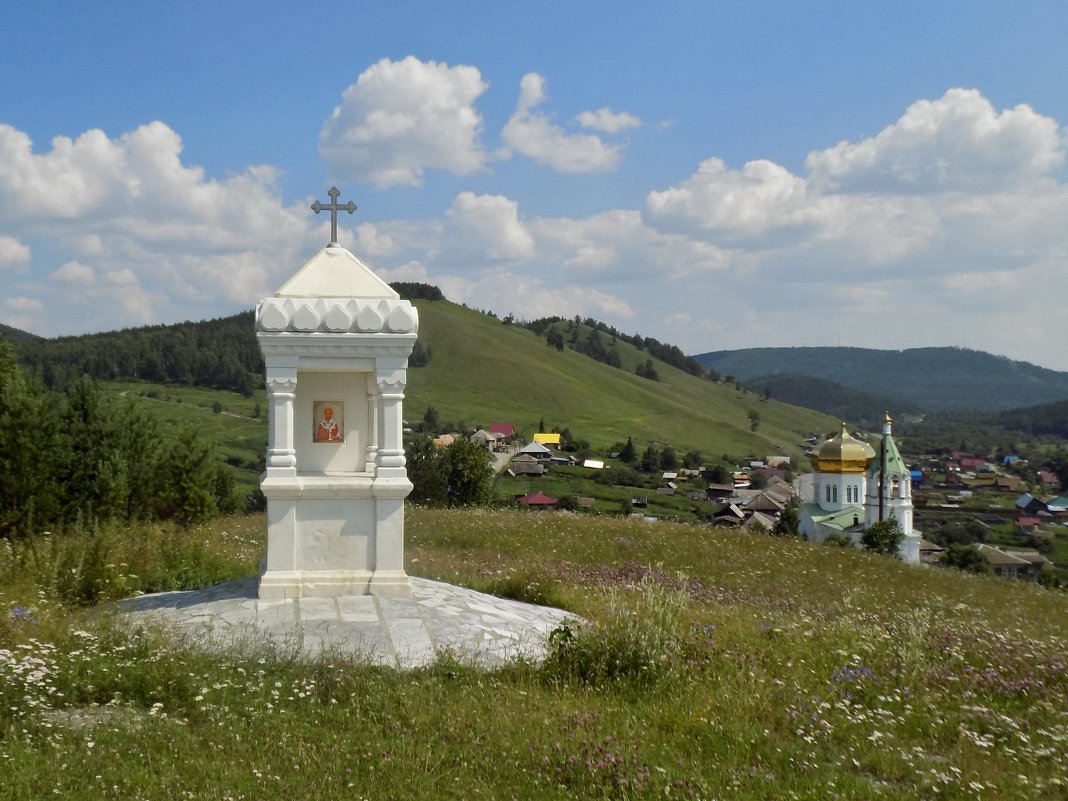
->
[157,427,218,526]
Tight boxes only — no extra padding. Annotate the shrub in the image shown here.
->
[942,542,990,574]
[543,576,687,685]
[861,517,904,557]
[481,572,568,609]
[824,532,854,548]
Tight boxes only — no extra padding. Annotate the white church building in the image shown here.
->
[799,414,921,564]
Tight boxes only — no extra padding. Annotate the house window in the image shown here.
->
[825,485,831,503]
[832,485,838,503]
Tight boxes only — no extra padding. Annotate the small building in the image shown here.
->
[518,441,554,461]
[517,491,558,508]
[746,491,785,516]
[975,544,1052,580]
[705,483,735,501]
[996,475,1027,492]
[741,511,777,533]
[919,539,945,565]
[509,454,545,476]
[712,503,746,526]
[489,422,516,439]
[1038,471,1062,489]
[533,432,562,449]
[470,429,497,451]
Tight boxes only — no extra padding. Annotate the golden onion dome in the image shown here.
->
[811,422,876,474]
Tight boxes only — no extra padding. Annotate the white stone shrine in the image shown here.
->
[256,189,417,599]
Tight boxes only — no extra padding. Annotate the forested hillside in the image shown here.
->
[0,323,38,343]
[996,398,1068,439]
[15,312,262,395]
[694,346,1068,410]
[744,373,921,428]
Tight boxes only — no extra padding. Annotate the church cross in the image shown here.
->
[311,186,357,247]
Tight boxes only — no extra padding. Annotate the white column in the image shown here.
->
[370,366,412,597]
[374,368,407,477]
[364,372,378,473]
[264,367,298,479]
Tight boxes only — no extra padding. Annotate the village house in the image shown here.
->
[533,432,562,449]
[975,544,1053,580]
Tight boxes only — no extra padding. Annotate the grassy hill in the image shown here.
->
[694,346,1068,411]
[94,300,838,476]
[405,301,834,461]
[2,508,1066,798]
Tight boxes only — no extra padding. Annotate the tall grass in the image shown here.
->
[2,507,1067,799]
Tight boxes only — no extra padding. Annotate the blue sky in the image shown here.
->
[3,2,1068,370]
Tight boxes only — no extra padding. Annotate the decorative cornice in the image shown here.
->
[257,297,418,335]
[257,340,413,362]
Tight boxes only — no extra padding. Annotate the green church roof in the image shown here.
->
[868,413,909,480]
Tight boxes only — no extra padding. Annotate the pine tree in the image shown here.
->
[158,427,218,526]
[640,446,660,473]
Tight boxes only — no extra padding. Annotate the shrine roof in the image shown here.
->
[275,246,398,299]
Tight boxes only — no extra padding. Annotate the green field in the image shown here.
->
[2,509,1067,799]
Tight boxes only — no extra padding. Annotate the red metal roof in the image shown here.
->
[517,492,558,506]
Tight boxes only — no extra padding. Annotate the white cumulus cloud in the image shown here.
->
[501,73,624,173]
[575,108,642,133]
[646,157,814,238]
[0,236,30,270]
[5,296,42,313]
[319,56,489,188]
[0,120,321,334]
[51,260,96,285]
[441,192,535,263]
[438,270,634,322]
[806,88,1065,193]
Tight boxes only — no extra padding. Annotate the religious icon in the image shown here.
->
[313,401,344,443]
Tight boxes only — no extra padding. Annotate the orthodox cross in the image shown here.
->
[311,186,357,246]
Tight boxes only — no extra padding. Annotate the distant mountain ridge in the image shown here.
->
[693,346,1068,411]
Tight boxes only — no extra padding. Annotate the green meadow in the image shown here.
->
[2,508,1066,800]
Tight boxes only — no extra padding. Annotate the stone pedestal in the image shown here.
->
[256,245,417,599]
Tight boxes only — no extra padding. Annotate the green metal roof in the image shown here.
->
[802,502,864,532]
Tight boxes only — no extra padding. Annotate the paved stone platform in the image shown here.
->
[115,577,575,669]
